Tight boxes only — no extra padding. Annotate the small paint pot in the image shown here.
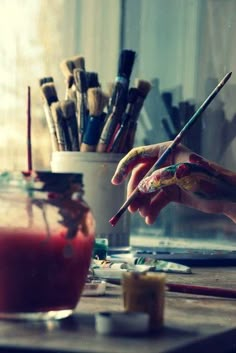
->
[122,272,166,331]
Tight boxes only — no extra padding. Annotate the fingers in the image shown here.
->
[138,189,169,224]
[111,144,167,185]
[127,164,151,212]
[139,185,180,224]
[138,165,177,193]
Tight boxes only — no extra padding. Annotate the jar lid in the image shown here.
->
[22,171,83,193]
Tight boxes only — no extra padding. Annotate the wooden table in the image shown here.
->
[0,267,235,353]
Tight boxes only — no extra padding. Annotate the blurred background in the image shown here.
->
[1,0,236,249]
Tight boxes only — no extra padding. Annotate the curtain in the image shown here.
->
[0,0,121,170]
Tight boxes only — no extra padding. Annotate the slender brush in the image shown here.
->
[80,87,109,152]
[124,79,152,152]
[60,99,80,151]
[108,49,136,115]
[27,86,32,171]
[109,88,139,153]
[73,68,89,143]
[166,282,236,299]
[40,82,59,151]
[51,102,71,151]
[60,55,85,100]
[96,50,136,152]
[110,72,232,226]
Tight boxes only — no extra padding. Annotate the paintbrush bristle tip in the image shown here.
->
[109,215,118,227]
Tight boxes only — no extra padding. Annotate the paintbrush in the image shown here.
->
[73,68,89,144]
[60,59,75,100]
[71,55,86,71]
[40,81,58,106]
[109,88,139,153]
[27,86,32,171]
[96,97,120,152]
[60,99,80,151]
[60,55,86,78]
[80,87,109,152]
[40,82,59,151]
[123,79,152,152]
[86,71,100,89]
[108,49,136,114]
[51,102,71,151]
[39,76,54,86]
[60,55,85,100]
[109,72,232,226]
[96,50,136,152]
[166,282,236,299]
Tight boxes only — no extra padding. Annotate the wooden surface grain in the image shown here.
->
[0,267,234,353]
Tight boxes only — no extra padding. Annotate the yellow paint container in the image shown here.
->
[122,272,166,331]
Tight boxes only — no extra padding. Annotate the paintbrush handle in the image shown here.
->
[43,104,59,152]
[96,109,120,152]
[110,72,232,226]
[149,72,232,176]
[63,115,80,151]
[166,282,236,299]
[81,116,103,152]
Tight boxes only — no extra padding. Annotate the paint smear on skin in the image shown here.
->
[112,146,158,184]
[138,165,176,193]
[190,153,236,185]
[138,162,236,202]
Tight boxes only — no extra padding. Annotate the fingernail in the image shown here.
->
[111,174,122,184]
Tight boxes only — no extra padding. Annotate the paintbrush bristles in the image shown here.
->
[51,102,66,151]
[39,77,54,86]
[87,72,100,89]
[60,99,77,118]
[118,49,136,78]
[135,79,152,98]
[87,88,109,116]
[40,83,58,106]
[71,55,86,71]
[74,69,87,93]
[60,59,74,78]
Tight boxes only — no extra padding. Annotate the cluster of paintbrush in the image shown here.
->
[39,50,152,153]
[161,92,202,154]
[161,92,195,140]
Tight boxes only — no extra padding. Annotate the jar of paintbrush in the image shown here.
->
[40,50,151,252]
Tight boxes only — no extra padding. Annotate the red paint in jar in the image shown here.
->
[0,171,95,319]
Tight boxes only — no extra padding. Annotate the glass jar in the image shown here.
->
[0,171,95,320]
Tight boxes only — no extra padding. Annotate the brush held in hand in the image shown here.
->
[109,71,232,227]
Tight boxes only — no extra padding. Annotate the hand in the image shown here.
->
[111,141,236,224]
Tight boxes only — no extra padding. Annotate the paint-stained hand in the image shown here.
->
[111,141,236,224]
